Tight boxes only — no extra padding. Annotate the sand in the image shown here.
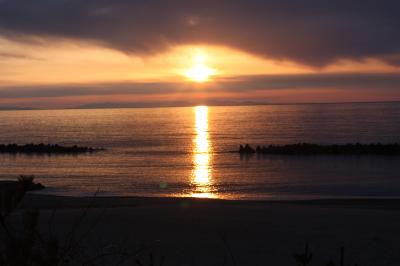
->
[8,194,400,265]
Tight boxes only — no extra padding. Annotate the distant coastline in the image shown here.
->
[1,100,400,111]
[0,106,36,111]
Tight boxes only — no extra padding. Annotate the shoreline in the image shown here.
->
[1,101,400,112]
[20,193,400,210]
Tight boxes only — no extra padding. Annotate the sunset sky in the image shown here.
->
[1,1,400,108]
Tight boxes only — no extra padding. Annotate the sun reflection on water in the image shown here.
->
[191,106,216,198]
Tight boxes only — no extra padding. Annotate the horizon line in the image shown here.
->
[1,100,400,112]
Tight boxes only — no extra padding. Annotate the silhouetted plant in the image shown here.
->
[293,243,313,266]
[0,177,155,266]
[135,252,165,266]
[324,246,360,266]
[17,175,34,186]
[0,176,63,266]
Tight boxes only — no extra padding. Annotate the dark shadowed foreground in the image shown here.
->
[10,194,400,266]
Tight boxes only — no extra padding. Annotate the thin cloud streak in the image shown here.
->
[0,73,400,99]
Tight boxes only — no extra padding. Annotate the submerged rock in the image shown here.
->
[239,144,256,154]
[0,143,104,155]
[238,143,400,155]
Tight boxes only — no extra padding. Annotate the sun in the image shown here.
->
[185,64,215,82]
[185,51,216,82]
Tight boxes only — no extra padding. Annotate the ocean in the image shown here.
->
[0,102,400,200]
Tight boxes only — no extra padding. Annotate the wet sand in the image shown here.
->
[12,194,400,265]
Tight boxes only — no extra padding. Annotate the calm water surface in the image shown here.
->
[0,103,400,200]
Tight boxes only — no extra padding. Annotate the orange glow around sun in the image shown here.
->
[184,51,216,82]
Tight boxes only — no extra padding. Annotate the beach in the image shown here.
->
[12,194,400,265]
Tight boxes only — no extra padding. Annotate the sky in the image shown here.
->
[1,0,400,108]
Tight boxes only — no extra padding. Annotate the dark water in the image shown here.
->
[0,102,399,200]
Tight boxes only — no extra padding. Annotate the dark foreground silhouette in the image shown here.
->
[0,143,103,155]
[239,143,400,155]
[0,176,44,193]
[1,176,378,265]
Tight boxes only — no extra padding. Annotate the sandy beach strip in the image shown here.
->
[7,194,399,265]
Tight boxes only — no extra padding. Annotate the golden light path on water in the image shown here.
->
[190,106,216,198]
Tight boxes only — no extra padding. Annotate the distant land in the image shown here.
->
[0,106,36,111]
[75,100,271,109]
[1,100,270,111]
[1,101,400,111]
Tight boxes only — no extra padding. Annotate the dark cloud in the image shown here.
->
[1,73,400,99]
[0,51,42,60]
[0,0,400,66]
